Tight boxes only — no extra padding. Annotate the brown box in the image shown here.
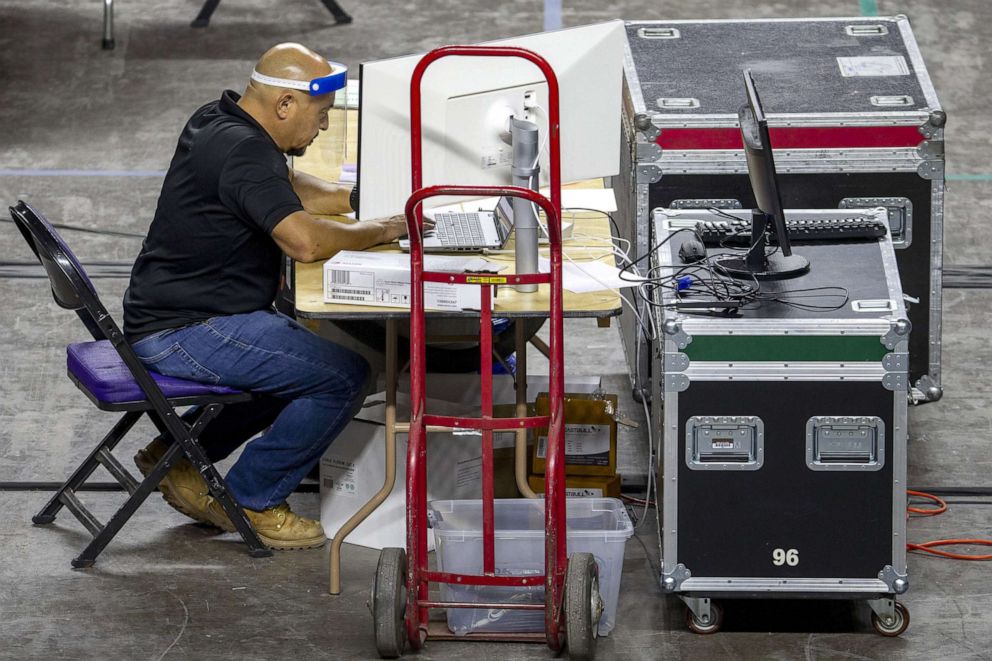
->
[532,393,619,476]
[527,473,621,499]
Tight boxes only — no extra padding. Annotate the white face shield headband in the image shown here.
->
[249,61,348,96]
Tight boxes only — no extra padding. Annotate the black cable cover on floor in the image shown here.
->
[0,481,320,493]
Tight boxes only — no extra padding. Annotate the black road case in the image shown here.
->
[651,207,910,635]
[616,16,944,403]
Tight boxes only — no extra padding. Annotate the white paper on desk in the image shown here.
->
[538,257,647,293]
[558,188,617,213]
[338,163,357,184]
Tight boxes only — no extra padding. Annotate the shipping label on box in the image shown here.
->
[527,473,621,498]
[323,251,503,311]
[536,423,612,465]
[321,455,360,498]
[533,393,618,476]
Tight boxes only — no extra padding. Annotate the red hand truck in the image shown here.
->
[369,46,603,660]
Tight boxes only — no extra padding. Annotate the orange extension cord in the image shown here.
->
[906,490,992,561]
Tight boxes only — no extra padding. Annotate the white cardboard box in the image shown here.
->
[320,374,603,550]
[320,392,487,551]
[323,251,502,311]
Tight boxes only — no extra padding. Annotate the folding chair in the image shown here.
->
[9,200,273,568]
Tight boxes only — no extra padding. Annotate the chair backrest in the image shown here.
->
[10,200,108,341]
[8,200,205,442]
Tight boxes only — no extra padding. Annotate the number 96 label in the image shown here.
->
[772,548,799,566]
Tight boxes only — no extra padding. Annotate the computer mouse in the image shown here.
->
[678,237,707,264]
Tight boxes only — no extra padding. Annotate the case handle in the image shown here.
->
[870,95,914,107]
[657,97,700,109]
[638,26,680,39]
[845,24,889,36]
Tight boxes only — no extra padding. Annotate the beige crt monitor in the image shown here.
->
[357,20,624,220]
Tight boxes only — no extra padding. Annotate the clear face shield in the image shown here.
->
[250,61,356,182]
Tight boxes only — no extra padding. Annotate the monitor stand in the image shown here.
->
[714,210,810,280]
[508,116,540,293]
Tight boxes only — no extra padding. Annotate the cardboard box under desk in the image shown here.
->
[527,473,621,499]
[532,393,619,477]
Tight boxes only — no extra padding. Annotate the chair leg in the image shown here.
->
[318,0,353,24]
[102,0,115,49]
[164,404,273,559]
[34,411,143,525]
[71,442,185,568]
[191,0,221,28]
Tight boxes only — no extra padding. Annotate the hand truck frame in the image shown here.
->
[369,45,603,660]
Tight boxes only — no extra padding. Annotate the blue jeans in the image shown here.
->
[132,309,371,511]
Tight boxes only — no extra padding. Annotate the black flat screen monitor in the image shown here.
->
[715,70,809,280]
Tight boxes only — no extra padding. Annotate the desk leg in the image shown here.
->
[329,318,399,595]
[515,321,538,498]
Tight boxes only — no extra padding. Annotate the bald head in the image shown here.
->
[246,42,333,100]
[239,43,338,157]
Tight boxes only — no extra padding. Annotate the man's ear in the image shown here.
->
[275,91,297,120]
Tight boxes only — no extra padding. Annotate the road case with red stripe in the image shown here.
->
[614,16,944,403]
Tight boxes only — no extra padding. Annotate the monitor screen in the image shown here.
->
[713,70,809,280]
[740,69,794,256]
[356,21,625,220]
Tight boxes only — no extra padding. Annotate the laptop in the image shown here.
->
[400,197,514,252]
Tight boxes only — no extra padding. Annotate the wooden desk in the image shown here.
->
[292,110,622,595]
[293,211,623,320]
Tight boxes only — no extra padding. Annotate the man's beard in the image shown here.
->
[287,146,308,157]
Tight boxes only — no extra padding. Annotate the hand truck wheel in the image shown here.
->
[565,552,603,661]
[871,601,910,637]
[371,547,407,658]
[685,601,723,634]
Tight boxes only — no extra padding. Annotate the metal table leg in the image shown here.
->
[515,320,538,498]
[102,0,115,49]
[191,0,221,28]
[318,0,353,24]
[329,318,398,595]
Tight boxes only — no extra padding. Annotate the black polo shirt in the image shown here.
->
[123,91,304,341]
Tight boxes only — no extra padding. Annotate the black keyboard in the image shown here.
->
[695,216,888,246]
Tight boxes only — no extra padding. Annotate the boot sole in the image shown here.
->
[206,506,326,551]
[259,535,327,551]
[134,449,220,529]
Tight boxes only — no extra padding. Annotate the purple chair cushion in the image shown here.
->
[67,340,243,404]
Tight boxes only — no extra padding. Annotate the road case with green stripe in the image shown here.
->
[651,207,910,636]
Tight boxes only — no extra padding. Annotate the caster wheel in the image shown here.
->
[872,602,910,637]
[565,552,603,661]
[685,602,723,634]
[371,547,407,658]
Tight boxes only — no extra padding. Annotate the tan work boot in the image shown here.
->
[134,438,217,527]
[205,499,326,550]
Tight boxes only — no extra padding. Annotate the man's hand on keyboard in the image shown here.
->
[370,214,435,242]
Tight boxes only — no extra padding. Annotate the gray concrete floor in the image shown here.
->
[1,0,991,659]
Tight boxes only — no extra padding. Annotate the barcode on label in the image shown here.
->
[330,271,351,285]
[332,294,371,302]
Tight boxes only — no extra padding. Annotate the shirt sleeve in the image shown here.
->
[217,138,304,234]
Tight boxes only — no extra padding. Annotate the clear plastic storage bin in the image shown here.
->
[428,497,633,636]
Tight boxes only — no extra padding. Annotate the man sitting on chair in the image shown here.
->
[123,43,411,550]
